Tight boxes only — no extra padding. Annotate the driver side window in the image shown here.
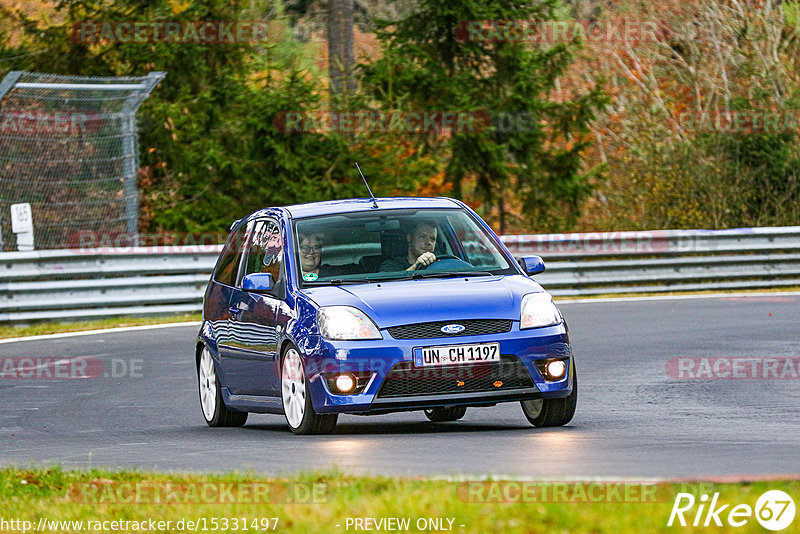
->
[242,219,284,282]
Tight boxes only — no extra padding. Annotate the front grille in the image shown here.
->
[388,319,512,339]
[376,355,534,398]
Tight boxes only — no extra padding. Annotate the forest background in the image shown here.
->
[1,0,799,236]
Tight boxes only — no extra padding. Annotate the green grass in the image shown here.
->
[0,468,797,533]
[0,313,201,340]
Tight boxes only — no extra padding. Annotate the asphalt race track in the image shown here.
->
[1,295,799,478]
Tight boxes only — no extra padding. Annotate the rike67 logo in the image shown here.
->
[668,490,795,531]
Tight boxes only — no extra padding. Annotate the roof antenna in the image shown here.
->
[356,162,379,208]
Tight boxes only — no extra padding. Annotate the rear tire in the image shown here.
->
[281,344,338,435]
[198,346,248,427]
[521,363,577,427]
[424,406,467,422]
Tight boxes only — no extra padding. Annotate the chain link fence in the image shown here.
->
[0,71,164,251]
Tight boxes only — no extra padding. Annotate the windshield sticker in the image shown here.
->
[303,272,318,281]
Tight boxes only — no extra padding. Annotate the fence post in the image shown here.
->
[0,71,166,251]
[121,72,166,242]
[0,71,23,100]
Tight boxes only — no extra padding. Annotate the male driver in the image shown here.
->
[379,220,438,271]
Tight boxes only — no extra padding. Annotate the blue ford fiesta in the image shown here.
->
[197,197,576,434]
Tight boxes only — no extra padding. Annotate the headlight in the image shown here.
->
[318,306,382,340]
[520,293,562,329]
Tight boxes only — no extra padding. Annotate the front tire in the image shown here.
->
[281,345,338,435]
[198,346,248,427]
[424,406,467,422]
[521,363,577,427]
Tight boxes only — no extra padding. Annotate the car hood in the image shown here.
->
[301,275,545,328]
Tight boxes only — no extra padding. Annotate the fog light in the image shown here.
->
[334,373,356,393]
[545,360,567,380]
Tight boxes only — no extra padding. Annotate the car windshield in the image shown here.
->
[293,208,516,286]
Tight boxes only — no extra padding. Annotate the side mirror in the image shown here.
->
[518,256,546,276]
[242,272,275,292]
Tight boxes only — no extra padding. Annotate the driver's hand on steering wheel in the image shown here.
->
[412,252,436,270]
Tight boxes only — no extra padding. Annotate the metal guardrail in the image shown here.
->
[0,227,799,322]
[501,227,800,296]
[0,247,220,322]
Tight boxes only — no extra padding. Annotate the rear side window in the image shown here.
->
[213,225,247,286]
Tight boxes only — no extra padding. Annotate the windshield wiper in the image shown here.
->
[305,278,375,286]
[411,271,493,279]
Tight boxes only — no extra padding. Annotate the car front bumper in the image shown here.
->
[298,322,574,414]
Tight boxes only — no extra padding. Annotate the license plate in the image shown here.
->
[413,343,500,367]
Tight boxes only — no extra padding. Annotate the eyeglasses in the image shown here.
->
[300,245,321,254]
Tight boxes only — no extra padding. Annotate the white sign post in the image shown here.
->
[10,202,34,251]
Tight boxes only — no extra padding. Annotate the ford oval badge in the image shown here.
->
[441,324,465,334]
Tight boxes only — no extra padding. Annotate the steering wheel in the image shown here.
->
[418,254,474,271]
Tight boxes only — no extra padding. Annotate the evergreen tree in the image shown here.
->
[361,0,607,232]
[0,0,367,234]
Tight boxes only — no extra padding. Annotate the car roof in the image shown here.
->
[282,197,462,219]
